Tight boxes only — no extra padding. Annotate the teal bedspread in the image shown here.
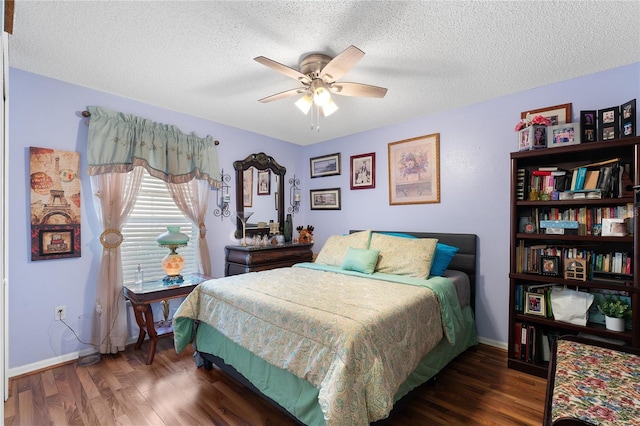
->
[174,263,477,425]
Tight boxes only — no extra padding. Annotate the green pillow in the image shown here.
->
[341,247,380,274]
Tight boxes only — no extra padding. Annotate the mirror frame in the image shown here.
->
[233,152,286,239]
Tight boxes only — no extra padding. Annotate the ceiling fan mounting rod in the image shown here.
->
[300,53,332,79]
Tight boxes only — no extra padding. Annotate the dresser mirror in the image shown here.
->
[233,152,286,239]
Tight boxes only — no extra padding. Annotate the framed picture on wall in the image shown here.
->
[257,169,270,195]
[310,153,341,178]
[388,133,440,205]
[310,188,341,210]
[350,152,375,190]
[521,103,572,126]
[243,167,253,207]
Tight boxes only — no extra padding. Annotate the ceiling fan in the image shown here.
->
[254,45,387,118]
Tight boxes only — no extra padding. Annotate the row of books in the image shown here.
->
[516,160,632,200]
[515,242,632,278]
[513,322,559,363]
[519,204,634,236]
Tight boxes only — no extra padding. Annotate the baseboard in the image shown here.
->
[477,336,508,351]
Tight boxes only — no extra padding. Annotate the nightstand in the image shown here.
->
[123,272,211,364]
[225,242,314,276]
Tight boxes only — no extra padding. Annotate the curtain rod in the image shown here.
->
[81,110,220,145]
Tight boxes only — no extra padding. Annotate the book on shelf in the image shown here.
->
[584,170,600,190]
[514,321,522,360]
[573,167,587,191]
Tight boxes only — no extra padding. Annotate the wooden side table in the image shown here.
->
[123,273,211,364]
[224,242,314,276]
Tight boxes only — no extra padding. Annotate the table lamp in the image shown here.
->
[156,226,189,284]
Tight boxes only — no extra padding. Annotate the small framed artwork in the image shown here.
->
[31,225,81,260]
[547,123,581,148]
[620,99,636,138]
[243,168,253,207]
[521,103,572,126]
[310,153,341,178]
[580,110,597,142]
[388,133,440,205]
[310,188,341,210]
[525,292,546,317]
[540,255,560,276]
[598,106,620,141]
[257,169,270,195]
[350,152,375,190]
[564,258,587,281]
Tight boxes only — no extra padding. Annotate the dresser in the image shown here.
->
[225,242,314,276]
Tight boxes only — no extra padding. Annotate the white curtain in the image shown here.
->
[91,168,144,353]
[167,179,212,276]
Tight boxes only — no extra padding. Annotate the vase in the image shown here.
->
[605,315,625,332]
[284,214,293,243]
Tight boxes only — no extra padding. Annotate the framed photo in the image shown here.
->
[388,133,440,205]
[540,255,560,276]
[310,153,341,178]
[257,169,270,195]
[243,167,253,207]
[580,110,597,142]
[598,106,620,141]
[310,188,341,210]
[31,224,81,260]
[525,292,546,317]
[547,123,581,148]
[350,152,375,190]
[620,99,636,138]
[521,103,572,126]
[518,126,534,151]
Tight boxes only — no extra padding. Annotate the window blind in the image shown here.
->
[121,169,196,283]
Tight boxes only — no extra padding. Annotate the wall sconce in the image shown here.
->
[213,169,231,220]
[288,175,301,215]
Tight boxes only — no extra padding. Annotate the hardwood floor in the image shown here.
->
[4,340,547,425]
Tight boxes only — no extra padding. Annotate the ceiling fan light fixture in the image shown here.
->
[295,94,312,115]
[320,99,339,117]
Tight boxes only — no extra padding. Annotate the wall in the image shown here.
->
[7,62,640,374]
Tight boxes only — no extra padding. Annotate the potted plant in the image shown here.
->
[597,296,631,332]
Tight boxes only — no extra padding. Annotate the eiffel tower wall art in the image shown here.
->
[29,147,81,260]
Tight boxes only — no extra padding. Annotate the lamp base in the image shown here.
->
[163,274,184,285]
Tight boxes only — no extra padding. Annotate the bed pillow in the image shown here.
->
[430,243,460,276]
[341,247,380,274]
[314,230,372,267]
[369,233,438,279]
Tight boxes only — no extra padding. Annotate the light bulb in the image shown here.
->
[313,86,331,107]
[295,95,312,115]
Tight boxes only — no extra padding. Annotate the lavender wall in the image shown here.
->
[7,62,640,373]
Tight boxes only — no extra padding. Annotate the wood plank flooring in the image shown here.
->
[4,340,547,425]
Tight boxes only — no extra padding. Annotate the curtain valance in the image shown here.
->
[86,105,221,188]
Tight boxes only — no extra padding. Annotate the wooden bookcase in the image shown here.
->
[509,136,640,378]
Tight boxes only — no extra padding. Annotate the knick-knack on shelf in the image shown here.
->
[284,214,293,242]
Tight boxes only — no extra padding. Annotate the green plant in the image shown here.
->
[597,296,632,319]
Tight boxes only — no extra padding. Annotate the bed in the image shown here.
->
[174,230,478,425]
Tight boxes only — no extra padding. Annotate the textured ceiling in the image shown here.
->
[8,1,640,145]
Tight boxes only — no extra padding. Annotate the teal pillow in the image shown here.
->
[341,247,380,274]
[376,232,417,239]
[430,243,459,276]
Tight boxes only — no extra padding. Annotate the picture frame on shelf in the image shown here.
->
[580,110,597,142]
[350,152,375,190]
[310,153,341,178]
[388,133,440,205]
[547,122,581,148]
[564,258,587,281]
[621,99,636,138]
[540,255,560,276]
[525,292,547,317]
[521,103,572,126]
[598,106,620,141]
[310,188,341,210]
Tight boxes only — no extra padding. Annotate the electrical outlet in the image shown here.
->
[55,305,66,321]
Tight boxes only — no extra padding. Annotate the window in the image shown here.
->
[121,168,196,283]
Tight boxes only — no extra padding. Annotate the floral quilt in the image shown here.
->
[174,264,462,425]
[551,339,640,425]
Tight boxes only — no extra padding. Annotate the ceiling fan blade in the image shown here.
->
[330,82,388,98]
[254,56,311,84]
[320,45,365,83]
[258,87,309,103]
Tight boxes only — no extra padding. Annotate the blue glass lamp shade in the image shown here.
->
[156,226,189,283]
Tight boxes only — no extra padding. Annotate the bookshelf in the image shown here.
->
[509,136,640,378]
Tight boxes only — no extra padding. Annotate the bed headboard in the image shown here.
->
[350,230,478,310]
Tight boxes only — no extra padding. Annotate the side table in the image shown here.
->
[123,273,211,364]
